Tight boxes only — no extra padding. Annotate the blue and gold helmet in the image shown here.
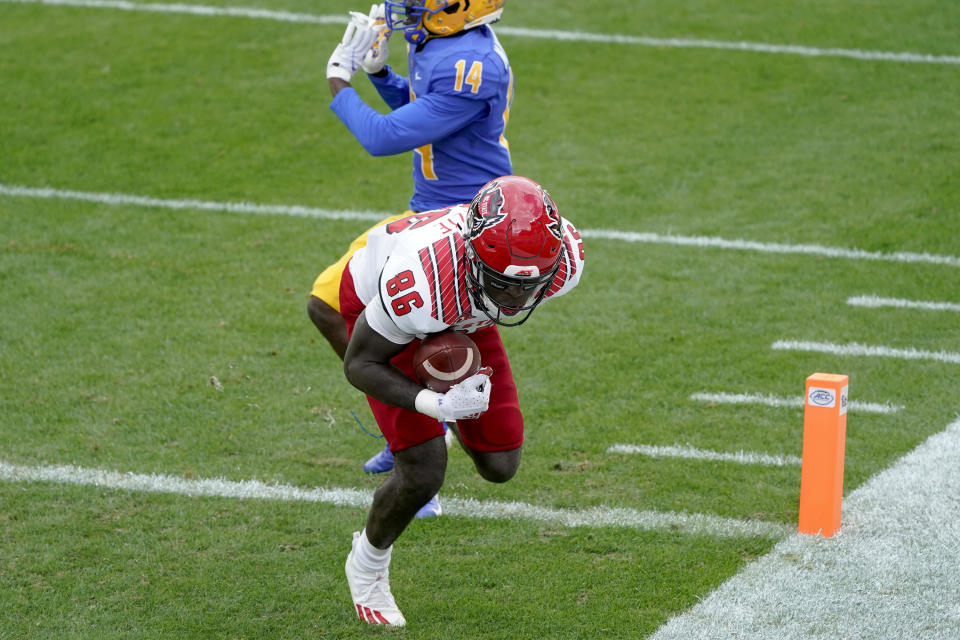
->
[385,0,504,44]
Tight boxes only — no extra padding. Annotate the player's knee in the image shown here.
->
[474,449,521,483]
[477,463,517,484]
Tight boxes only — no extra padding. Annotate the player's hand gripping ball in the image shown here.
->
[413,331,482,393]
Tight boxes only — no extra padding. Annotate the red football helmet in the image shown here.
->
[464,175,563,326]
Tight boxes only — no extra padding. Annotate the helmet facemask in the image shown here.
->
[385,0,435,43]
[465,242,559,327]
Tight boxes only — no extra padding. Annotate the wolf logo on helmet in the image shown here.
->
[467,181,507,237]
[385,0,506,44]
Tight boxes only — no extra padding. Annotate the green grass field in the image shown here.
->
[2,1,959,638]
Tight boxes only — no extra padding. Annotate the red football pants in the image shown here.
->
[339,265,524,453]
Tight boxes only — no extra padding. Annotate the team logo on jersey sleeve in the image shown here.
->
[546,223,582,298]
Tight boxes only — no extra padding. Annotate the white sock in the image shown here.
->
[353,528,392,573]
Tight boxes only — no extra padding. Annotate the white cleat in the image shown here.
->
[345,532,406,627]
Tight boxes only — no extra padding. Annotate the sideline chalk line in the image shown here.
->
[649,415,960,640]
[4,0,960,66]
[0,460,791,539]
[3,184,959,269]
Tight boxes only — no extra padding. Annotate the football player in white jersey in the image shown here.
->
[314,0,514,484]
[338,175,585,626]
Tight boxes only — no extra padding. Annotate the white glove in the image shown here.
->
[416,369,493,422]
[326,11,384,82]
[361,3,391,74]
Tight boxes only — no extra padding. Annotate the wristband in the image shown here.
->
[415,389,442,420]
[327,62,353,83]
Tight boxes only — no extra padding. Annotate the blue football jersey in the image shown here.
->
[331,26,514,212]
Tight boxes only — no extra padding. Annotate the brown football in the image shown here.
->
[413,331,481,393]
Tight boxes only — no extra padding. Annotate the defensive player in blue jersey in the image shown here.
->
[309,1,512,503]
[327,1,512,212]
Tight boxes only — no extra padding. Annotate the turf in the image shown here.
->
[1,1,959,638]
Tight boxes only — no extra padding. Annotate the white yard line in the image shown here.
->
[0,184,385,221]
[772,340,960,365]
[0,460,791,539]
[3,184,960,269]
[4,0,347,23]
[497,26,960,66]
[650,416,960,640]
[584,230,960,268]
[847,294,960,313]
[4,0,960,66]
[607,443,801,467]
[690,391,903,415]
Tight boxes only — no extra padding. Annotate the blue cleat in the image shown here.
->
[415,494,442,518]
[443,422,454,449]
[363,444,394,474]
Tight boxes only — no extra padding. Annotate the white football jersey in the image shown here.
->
[348,205,585,344]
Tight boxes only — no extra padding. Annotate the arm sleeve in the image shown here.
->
[330,88,488,157]
[367,64,410,110]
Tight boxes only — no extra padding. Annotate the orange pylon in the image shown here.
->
[798,373,849,537]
